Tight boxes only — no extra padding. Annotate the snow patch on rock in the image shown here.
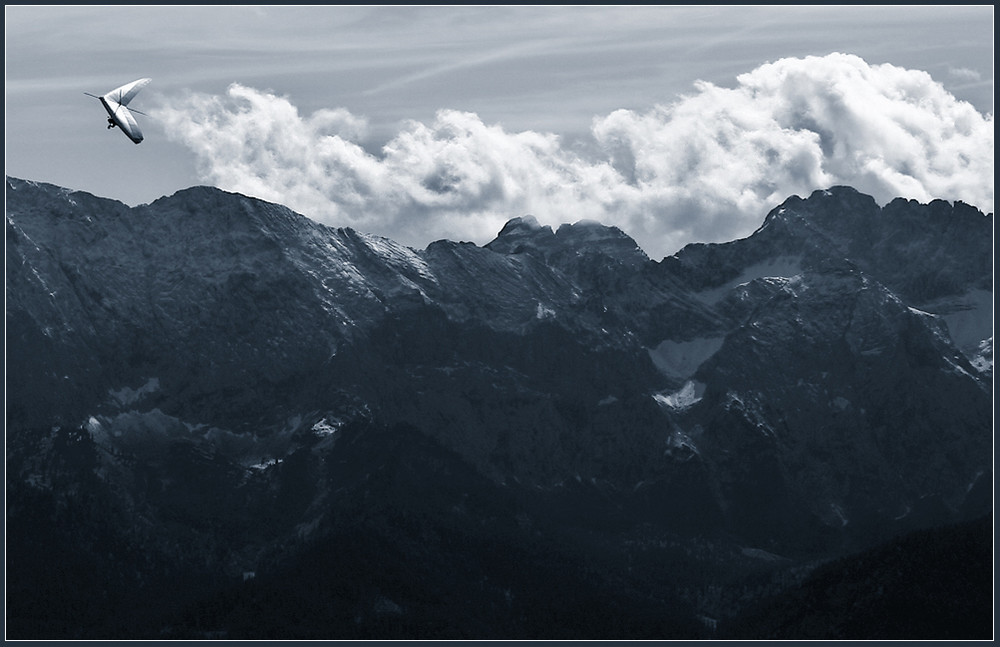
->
[696,256,803,304]
[934,289,994,359]
[654,380,705,411]
[108,377,161,408]
[535,302,556,320]
[311,417,343,436]
[648,337,724,379]
[970,337,992,374]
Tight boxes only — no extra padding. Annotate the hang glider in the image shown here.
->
[85,78,151,144]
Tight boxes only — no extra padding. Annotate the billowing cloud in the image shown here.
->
[156,53,993,259]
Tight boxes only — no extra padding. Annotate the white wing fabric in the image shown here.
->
[103,78,151,107]
[112,104,143,142]
[99,78,151,144]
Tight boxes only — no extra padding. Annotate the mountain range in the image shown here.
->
[5,176,993,639]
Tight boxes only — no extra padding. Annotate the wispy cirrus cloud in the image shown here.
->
[948,66,982,82]
[156,53,993,259]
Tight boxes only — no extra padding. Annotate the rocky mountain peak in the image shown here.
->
[488,215,649,272]
[555,219,648,259]
[7,176,993,550]
[486,214,555,254]
[6,176,993,638]
[754,186,880,246]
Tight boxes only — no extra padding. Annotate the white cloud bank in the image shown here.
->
[156,53,993,259]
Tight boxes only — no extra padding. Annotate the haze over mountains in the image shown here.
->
[5,176,993,639]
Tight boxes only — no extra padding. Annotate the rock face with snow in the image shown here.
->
[5,177,993,638]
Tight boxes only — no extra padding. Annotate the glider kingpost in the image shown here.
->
[85,78,151,144]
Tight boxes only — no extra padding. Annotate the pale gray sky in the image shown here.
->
[5,5,994,257]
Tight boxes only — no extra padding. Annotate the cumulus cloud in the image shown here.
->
[156,53,993,259]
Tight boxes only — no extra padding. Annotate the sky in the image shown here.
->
[5,5,994,259]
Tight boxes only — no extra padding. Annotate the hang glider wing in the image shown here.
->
[110,104,144,144]
[103,78,151,108]
[87,78,151,144]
